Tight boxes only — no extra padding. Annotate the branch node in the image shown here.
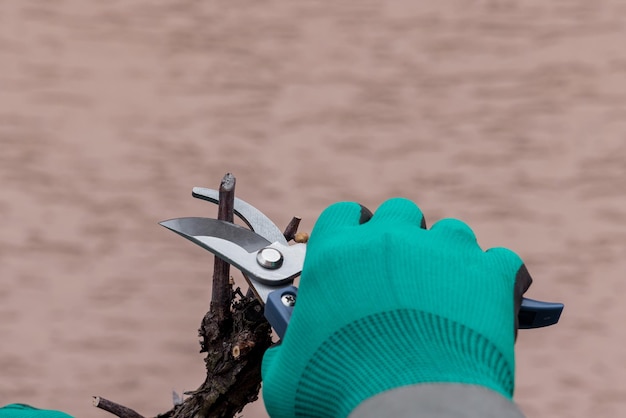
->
[283,216,302,242]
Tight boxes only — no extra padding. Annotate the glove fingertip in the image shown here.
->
[371,197,426,227]
[485,247,524,273]
[312,202,365,236]
[430,218,478,247]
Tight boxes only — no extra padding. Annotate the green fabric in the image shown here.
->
[0,405,72,418]
[262,198,524,418]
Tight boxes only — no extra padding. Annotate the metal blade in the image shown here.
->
[189,188,299,304]
[192,187,288,246]
[160,217,271,252]
[160,217,305,293]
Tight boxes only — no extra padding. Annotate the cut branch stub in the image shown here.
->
[92,397,145,418]
[211,173,236,323]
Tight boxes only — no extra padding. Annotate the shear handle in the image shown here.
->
[265,293,563,339]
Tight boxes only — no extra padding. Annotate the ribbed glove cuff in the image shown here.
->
[264,309,513,418]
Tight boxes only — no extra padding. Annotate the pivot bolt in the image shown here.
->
[281,294,296,307]
[256,247,283,269]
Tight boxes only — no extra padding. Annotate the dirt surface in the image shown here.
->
[1,1,625,417]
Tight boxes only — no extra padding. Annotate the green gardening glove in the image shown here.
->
[0,405,72,418]
[262,198,532,418]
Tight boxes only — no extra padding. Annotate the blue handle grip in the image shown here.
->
[265,289,563,338]
[265,286,298,339]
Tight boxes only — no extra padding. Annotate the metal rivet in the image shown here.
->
[281,294,296,307]
[256,247,283,269]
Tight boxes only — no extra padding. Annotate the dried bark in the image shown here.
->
[282,216,301,242]
[211,173,236,324]
[159,294,272,418]
[93,397,145,418]
[158,173,273,418]
[95,173,274,418]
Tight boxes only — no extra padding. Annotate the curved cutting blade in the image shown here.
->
[160,217,305,291]
[160,217,271,252]
[192,187,288,246]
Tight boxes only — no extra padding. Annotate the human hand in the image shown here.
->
[0,404,73,418]
[262,198,532,418]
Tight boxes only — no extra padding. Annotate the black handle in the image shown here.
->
[518,297,564,329]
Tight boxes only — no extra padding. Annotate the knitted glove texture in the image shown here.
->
[262,198,531,418]
[0,405,73,418]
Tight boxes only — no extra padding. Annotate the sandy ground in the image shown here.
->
[1,1,626,417]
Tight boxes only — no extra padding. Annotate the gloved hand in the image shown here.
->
[262,198,532,418]
[0,404,72,418]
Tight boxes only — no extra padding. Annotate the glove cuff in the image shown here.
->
[265,309,514,418]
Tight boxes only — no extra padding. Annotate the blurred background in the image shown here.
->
[1,1,625,417]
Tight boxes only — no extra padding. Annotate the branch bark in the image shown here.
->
[158,173,273,418]
[92,397,145,418]
[94,173,273,418]
[211,173,236,323]
[282,216,301,242]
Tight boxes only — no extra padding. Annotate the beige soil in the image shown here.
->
[1,1,625,417]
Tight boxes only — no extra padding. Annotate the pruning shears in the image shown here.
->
[160,187,564,339]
